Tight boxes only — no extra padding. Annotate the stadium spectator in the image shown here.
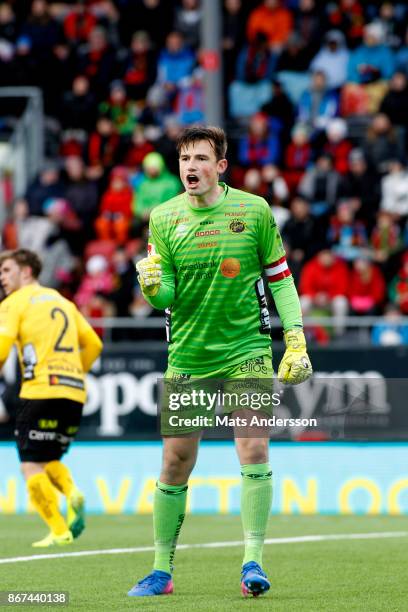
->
[2,199,74,290]
[380,158,408,218]
[155,116,183,176]
[276,32,311,73]
[99,80,138,137]
[348,257,386,314]
[347,22,395,84]
[156,31,196,95]
[323,118,352,175]
[377,1,406,49]
[229,32,275,118]
[118,0,173,48]
[173,0,201,50]
[20,0,61,61]
[74,253,115,314]
[238,113,281,168]
[310,30,349,90]
[261,79,295,146]
[283,123,312,194]
[175,68,205,126]
[134,152,181,221]
[299,249,349,333]
[294,0,322,59]
[327,200,368,261]
[298,153,342,215]
[0,2,17,43]
[371,304,408,345]
[63,156,99,239]
[261,164,290,228]
[222,0,247,83]
[76,26,117,99]
[388,253,408,314]
[379,71,408,131]
[326,0,364,50]
[122,125,155,171]
[59,75,97,132]
[42,197,82,256]
[109,247,138,319]
[25,163,64,216]
[362,113,405,175]
[297,70,339,131]
[340,148,380,225]
[63,2,97,47]
[95,166,133,244]
[395,26,408,76]
[120,30,156,102]
[87,115,120,177]
[370,210,402,265]
[246,0,293,52]
[281,196,324,279]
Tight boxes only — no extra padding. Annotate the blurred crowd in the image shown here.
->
[1,0,408,345]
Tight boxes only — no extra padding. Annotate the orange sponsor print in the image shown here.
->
[220,257,241,278]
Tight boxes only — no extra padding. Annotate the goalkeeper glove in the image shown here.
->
[136,254,162,296]
[278,328,312,385]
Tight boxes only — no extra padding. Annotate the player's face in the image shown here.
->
[179,140,227,198]
[0,259,25,295]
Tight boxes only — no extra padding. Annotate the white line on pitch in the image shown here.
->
[0,531,406,565]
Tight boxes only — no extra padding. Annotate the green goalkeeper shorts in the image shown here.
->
[160,354,275,436]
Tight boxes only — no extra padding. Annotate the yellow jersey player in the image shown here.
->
[0,249,103,547]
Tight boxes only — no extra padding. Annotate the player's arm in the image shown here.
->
[0,298,19,368]
[74,308,103,372]
[257,201,312,385]
[136,214,175,310]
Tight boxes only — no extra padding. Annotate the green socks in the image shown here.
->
[153,481,188,574]
[241,463,273,565]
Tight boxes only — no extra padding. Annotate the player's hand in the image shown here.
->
[278,328,312,385]
[136,254,162,296]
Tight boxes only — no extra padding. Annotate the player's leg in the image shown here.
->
[21,459,72,547]
[16,399,82,546]
[44,400,85,538]
[128,434,200,597]
[225,355,274,597]
[235,434,272,597]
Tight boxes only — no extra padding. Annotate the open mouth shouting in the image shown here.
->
[186,174,200,189]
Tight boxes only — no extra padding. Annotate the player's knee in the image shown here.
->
[236,438,269,465]
[161,450,196,483]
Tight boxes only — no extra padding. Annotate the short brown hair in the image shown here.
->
[176,126,228,160]
[0,249,42,278]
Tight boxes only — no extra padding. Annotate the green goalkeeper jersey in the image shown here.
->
[146,183,291,373]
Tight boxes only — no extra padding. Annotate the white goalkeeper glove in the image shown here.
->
[278,328,313,385]
[136,254,162,296]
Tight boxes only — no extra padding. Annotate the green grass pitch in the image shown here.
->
[1,514,407,611]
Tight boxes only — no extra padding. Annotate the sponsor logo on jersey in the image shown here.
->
[195,229,220,237]
[228,219,246,233]
[172,216,190,225]
[175,223,189,235]
[199,220,214,225]
[220,258,241,278]
[198,241,218,249]
[225,211,246,217]
[239,356,268,374]
[49,375,85,390]
[179,260,216,280]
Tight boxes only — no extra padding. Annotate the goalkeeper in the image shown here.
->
[129,126,312,599]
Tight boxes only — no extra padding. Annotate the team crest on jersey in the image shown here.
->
[228,219,246,233]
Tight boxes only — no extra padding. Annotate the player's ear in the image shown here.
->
[217,158,228,175]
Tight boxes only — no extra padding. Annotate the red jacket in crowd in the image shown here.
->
[299,253,349,298]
